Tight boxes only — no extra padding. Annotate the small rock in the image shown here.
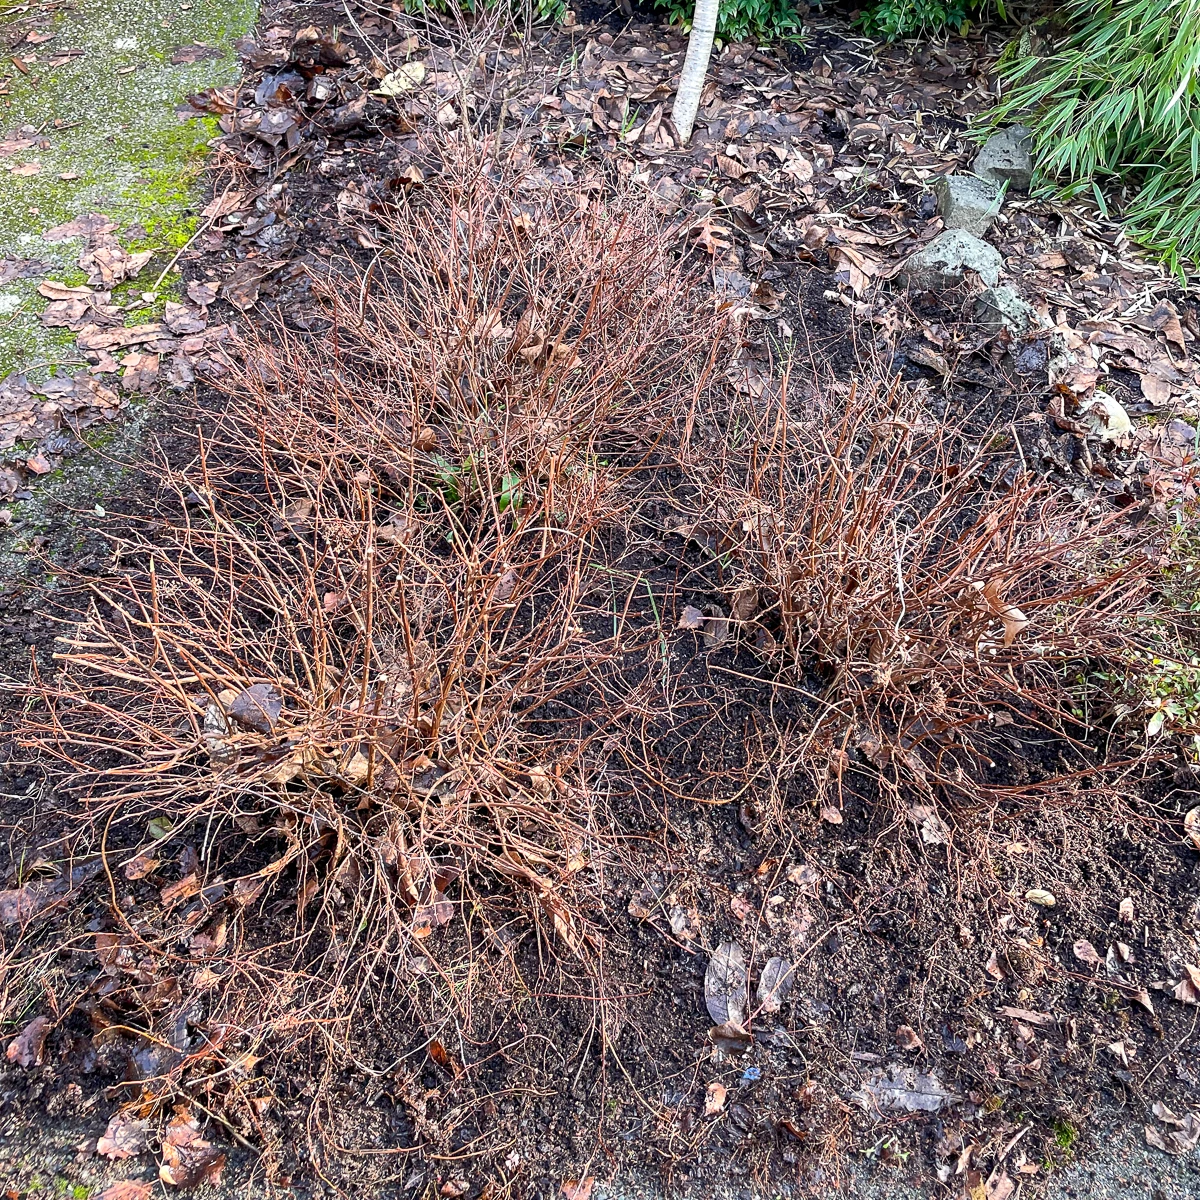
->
[899,229,1003,292]
[974,286,1040,337]
[973,125,1034,190]
[934,174,1002,236]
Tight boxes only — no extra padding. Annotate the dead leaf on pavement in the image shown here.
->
[98,1111,150,1160]
[170,43,222,65]
[98,1184,153,1200]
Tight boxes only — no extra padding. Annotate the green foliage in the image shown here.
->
[857,0,971,39]
[653,0,803,45]
[991,0,1200,272]
[398,0,567,24]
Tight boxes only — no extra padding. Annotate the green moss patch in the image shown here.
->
[0,0,256,378]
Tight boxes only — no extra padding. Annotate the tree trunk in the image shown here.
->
[671,0,719,145]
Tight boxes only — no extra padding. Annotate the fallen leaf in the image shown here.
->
[186,280,219,307]
[428,1039,461,1077]
[98,1112,150,1160]
[997,1005,1052,1026]
[0,885,45,923]
[561,1179,594,1200]
[412,891,453,938]
[10,162,41,176]
[708,1020,753,1052]
[1119,896,1135,923]
[375,61,426,95]
[37,280,92,301]
[704,1081,728,1115]
[756,956,794,1014]
[1184,807,1200,852]
[170,43,222,64]
[227,683,282,733]
[1172,963,1200,1005]
[702,611,730,649]
[5,1014,50,1067]
[855,1065,957,1113]
[895,1024,924,1052]
[1132,987,1156,1016]
[678,604,704,630]
[159,1107,225,1188]
[1025,888,1056,908]
[908,804,949,845]
[987,1171,1015,1200]
[705,941,747,1026]
[1073,939,1102,968]
[97,1184,153,1200]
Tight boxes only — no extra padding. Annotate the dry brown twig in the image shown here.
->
[7,154,720,1164]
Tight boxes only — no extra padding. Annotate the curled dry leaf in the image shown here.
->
[756,956,795,1014]
[159,1107,226,1189]
[708,1020,753,1052]
[1025,888,1056,908]
[5,1014,50,1067]
[1073,939,1102,968]
[1184,808,1200,852]
[730,584,758,621]
[1119,896,1135,923]
[895,1024,924,1052]
[704,1080,728,1116]
[1172,963,1200,1005]
[627,885,656,920]
[97,1111,150,1160]
[678,604,704,630]
[702,611,730,649]
[412,891,453,938]
[705,941,747,1026]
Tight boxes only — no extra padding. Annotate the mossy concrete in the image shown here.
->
[0,0,256,379]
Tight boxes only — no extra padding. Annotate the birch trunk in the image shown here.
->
[671,0,720,145]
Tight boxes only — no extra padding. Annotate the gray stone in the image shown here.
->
[935,174,1003,236]
[899,229,1003,292]
[974,286,1040,337]
[973,125,1034,190]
